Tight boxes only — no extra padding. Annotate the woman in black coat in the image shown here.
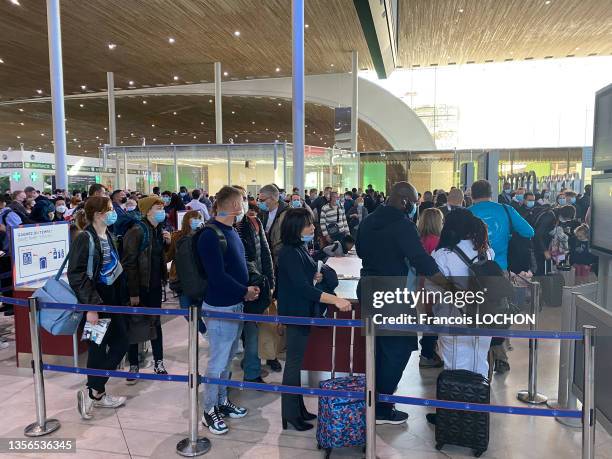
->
[277,208,351,431]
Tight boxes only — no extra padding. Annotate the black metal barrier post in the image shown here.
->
[582,325,596,459]
[24,297,61,437]
[364,317,376,459]
[517,281,548,404]
[177,304,211,457]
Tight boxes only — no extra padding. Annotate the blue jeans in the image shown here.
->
[179,295,207,335]
[202,302,244,412]
[241,321,261,380]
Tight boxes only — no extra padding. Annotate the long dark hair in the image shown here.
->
[436,208,489,254]
[281,208,314,247]
[169,192,185,211]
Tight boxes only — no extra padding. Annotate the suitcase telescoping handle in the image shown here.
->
[331,308,355,379]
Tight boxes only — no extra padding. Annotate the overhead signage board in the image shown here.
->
[10,222,70,287]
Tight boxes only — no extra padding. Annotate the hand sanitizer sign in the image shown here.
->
[10,222,70,287]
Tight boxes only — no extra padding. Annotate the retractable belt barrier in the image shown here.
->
[2,296,595,459]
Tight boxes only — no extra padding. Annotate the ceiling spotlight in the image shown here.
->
[209,99,213,103]
[458,8,464,13]
[545,0,551,4]
[153,138,157,142]
[107,43,117,50]
[173,111,177,115]
[0,58,4,64]
[151,124,156,127]
[168,37,176,44]
[275,67,281,72]
[142,100,147,104]
[223,71,229,76]
[10,0,20,6]
[95,136,99,140]
[79,104,84,108]
[128,80,135,85]
[66,130,69,134]
[104,127,108,131]
[117,114,121,118]
[174,130,178,134]
[173,75,179,81]
[40,133,45,136]
[16,135,21,139]
[36,89,43,94]
[305,24,309,28]
[131,132,135,136]
[73,138,77,141]
[193,135,197,139]
[18,108,24,112]
[234,30,241,37]
[200,121,204,125]
[246,139,249,143]
[81,85,86,90]
[231,111,235,114]
[251,121,255,125]
[265,128,269,131]
[277,102,282,106]
[234,134,238,138]
[330,64,334,67]
[19,122,24,126]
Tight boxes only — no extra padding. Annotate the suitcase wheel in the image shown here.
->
[435,443,444,451]
[474,449,486,457]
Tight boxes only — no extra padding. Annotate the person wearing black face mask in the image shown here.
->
[111,190,128,217]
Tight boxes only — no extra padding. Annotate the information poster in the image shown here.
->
[10,222,70,287]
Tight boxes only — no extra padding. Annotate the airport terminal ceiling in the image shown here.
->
[0,0,610,154]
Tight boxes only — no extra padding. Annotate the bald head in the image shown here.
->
[388,181,418,210]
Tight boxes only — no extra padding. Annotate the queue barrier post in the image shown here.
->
[364,317,376,459]
[581,325,596,459]
[176,304,211,457]
[24,297,61,437]
[517,281,548,405]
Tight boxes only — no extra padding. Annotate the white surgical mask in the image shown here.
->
[55,205,67,213]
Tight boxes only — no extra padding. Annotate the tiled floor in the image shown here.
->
[0,303,610,459]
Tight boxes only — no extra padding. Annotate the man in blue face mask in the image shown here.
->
[121,196,172,383]
[498,182,512,205]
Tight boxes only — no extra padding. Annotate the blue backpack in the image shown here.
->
[34,232,94,335]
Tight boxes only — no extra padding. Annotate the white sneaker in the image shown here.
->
[93,393,127,409]
[201,406,229,435]
[77,389,94,420]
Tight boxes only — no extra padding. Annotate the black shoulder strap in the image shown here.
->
[204,223,227,255]
[451,245,478,267]
[336,206,340,222]
[502,204,515,234]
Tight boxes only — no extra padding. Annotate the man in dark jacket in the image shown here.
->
[356,181,442,426]
[122,196,171,381]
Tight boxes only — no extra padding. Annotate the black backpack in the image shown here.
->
[175,223,227,304]
[452,246,518,328]
[502,204,532,274]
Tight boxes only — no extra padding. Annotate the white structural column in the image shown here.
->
[46,0,68,189]
[214,62,223,144]
[107,72,117,146]
[292,0,305,193]
[351,50,359,152]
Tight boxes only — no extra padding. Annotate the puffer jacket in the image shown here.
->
[121,218,168,298]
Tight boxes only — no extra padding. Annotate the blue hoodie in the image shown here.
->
[469,200,534,270]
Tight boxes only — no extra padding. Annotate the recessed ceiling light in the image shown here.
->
[231,111,235,114]
[193,135,197,139]
[151,124,155,127]
[104,127,108,131]
[458,8,464,13]
[251,121,255,125]
[305,24,309,28]
[36,89,43,94]
[10,0,20,6]
[18,108,24,112]
[79,104,84,108]
[208,140,211,143]
[95,136,99,140]
[234,134,238,138]
[223,71,229,76]
[117,114,121,118]
[142,100,147,104]
[576,47,580,50]
[108,43,117,50]
[153,138,157,141]
[173,75,179,81]
[66,130,69,134]
[545,0,551,4]
[234,30,241,37]
[81,85,86,90]
[16,135,21,139]
[277,102,282,106]
[0,58,5,64]
[200,121,204,125]
[168,37,176,44]
[209,99,213,103]
[174,130,178,134]
[275,67,281,72]
[246,139,249,143]
[265,128,269,131]
[73,138,77,141]
[330,64,334,67]
[128,80,135,85]
[40,133,45,136]
[19,122,24,126]
[170,142,174,145]
[173,111,177,115]
[78,144,81,148]
[131,132,135,136]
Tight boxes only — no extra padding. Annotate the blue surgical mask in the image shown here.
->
[301,234,314,243]
[291,200,302,208]
[257,201,269,212]
[153,210,166,223]
[515,194,524,202]
[504,188,511,194]
[162,196,171,205]
[570,197,576,204]
[104,210,117,226]
[190,219,203,230]
[558,198,567,206]
[526,201,535,209]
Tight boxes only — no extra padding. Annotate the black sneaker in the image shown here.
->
[494,360,510,374]
[244,376,266,384]
[267,359,282,372]
[376,409,409,425]
[126,365,139,385]
[201,406,228,435]
[419,354,444,369]
[218,399,248,419]
[154,360,168,375]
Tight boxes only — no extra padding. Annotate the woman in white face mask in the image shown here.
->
[54,198,68,220]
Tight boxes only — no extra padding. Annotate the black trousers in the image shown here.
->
[375,334,417,417]
[86,282,128,393]
[281,325,311,420]
[86,314,129,393]
[128,286,164,365]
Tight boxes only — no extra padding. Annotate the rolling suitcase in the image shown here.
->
[435,336,490,457]
[539,260,565,307]
[316,310,365,458]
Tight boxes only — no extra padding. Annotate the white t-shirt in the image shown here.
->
[431,239,495,378]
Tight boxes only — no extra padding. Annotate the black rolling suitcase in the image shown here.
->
[539,260,565,307]
[435,336,490,457]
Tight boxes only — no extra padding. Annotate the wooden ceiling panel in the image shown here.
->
[0,95,391,154]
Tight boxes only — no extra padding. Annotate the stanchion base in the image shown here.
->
[546,398,564,410]
[517,391,548,405]
[24,419,61,437]
[176,437,211,457]
[555,416,582,428]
